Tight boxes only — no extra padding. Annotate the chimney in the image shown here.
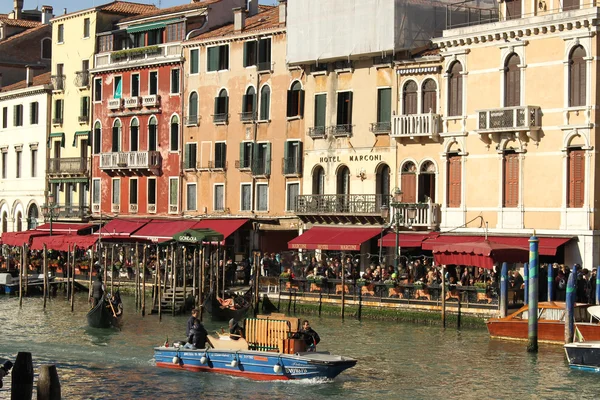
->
[233,7,245,32]
[13,0,24,20]
[26,67,33,87]
[278,0,287,25]
[41,5,54,24]
[247,0,258,17]
[63,8,67,15]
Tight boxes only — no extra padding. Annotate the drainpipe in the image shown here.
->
[179,42,186,217]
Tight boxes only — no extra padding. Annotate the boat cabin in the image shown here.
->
[506,302,592,323]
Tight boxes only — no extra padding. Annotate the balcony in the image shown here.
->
[308,126,327,139]
[111,204,120,213]
[129,204,138,214]
[251,158,270,176]
[74,71,89,88]
[257,62,272,73]
[78,114,89,123]
[295,194,390,216]
[107,98,122,110]
[239,112,256,123]
[51,75,65,91]
[94,43,183,71]
[142,95,160,108]
[235,159,251,170]
[391,113,441,139]
[53,204,90,220]
[52,117,63,125]
[184,115,198,126]
[47,157,89,176]
[282,157,302,176]
[213,113,228,124]
[148,204,156,214]
[208,160,227,171]
[370,122,392,135]
[329,124,353,138]
[477,105,541,134]
[124,97,141,109]
[99,151,161,172]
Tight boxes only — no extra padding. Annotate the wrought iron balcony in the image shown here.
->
[476,106,541,133]
[213,113,228,124]
[208,160,227,170]
[47,157,89,176]
[74,71,89,88]
[294,194,391,215]
[107,98,122,110]
[142,95,160,107]
[282,157,302,176]
[94,43,183,69]
[391,113,441,139]
[99,151,161,171]
[52,117,63,125]
[235,159,252,170]
[257,62,272,73]
[124,97,141,109]
[370,122,392,135]
[329,124,353,137]
[184,115,198,126]
[78,114,89,123]
[308,126,327,139]
[239,112,256,122]
[51,75,65,91]
[251,158,270,176]
[50,204,90,220]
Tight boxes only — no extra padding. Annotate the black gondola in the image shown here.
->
[86,292,123,328]
[203,288,252,321]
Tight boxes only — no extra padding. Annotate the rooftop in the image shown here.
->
[0,18,41,28]
[118,0,219,24]
[1,71,52,92]
[53,1,158,21]
[192,6,281,41]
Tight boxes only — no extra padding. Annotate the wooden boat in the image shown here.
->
[86,292,123,329]
[202,289,252,322]
[564,306,600,372]
[487,301,600,344]
[154,314,356,380]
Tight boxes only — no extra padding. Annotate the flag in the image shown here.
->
[163,336,169,347]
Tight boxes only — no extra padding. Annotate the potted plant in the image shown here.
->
[356,278,367,287]
[474,282,487,293]
[384,279,396,288]
[413,281,425,289]
[279,272,291,281]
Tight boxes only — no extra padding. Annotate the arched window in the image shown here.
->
[504,54,521,107]
[112,120,121,152]
[418,161,436,202]
[93,121,101,154]
[170,115,180,151]
[287,80,304,118]
[422,79,437,113]
[16,211,22,232]
[448,62,463,116]
[569,46,586,107]
[401,161,417,203]
[336,165,350,212]
[242,86,256,120]
[130,118,139,152]
[260,85,271,121]
[402,81,418,115]
[214,89,229,123]
[148,116,157,151]
[2,211,7,233]
[41,38,51,59]
[188,92,198,125]
[27,205,39,230]
[312,165,324,195]
[376,164,390,207]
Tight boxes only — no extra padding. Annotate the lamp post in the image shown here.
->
[41,193,60,236]
[381,188,418,273]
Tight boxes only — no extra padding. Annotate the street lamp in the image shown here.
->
[42,193,60,236]
[381,188,418,273]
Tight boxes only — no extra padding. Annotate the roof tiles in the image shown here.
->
[98,1,159,15]
[192,6,281,42]
[118,0,218,24]
[0,18,41,28]
[1,72,52,92]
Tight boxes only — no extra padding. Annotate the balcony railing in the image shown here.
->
[257,62,272,73]
[52,117,63,125]
[47,157,89,175]
[124,97,141,109]
[111,204,120,213]
[235,159,251,170]
[184,115,198,126]
[391,113,441,138]
[370,122,392,135]
[78,115,89,123]
[251,158,270,176]
[52,204,90,220]
[388,201,441,230]
[213,113,228,124]
[107,98,122,110]
[239,112,256,122]
[282,157,302,176]
[74,71,89,88]
[308,126,327,139]
[142,95,159,107]
[100,151,161,170]
[208,160,227,170]
[129,204,138,214]
[148,204,156,214]
[329,124,353,137]
[94,43,183,69]
[477,106,541,133]
[51,75,65,91]
[294,194,391,215]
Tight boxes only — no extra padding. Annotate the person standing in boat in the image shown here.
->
[294,320,320,351]
[90,275,105,307]
[229,318,245,340]
[186,308,199,337]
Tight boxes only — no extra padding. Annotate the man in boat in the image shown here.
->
[229,318,245,340]
[90,275,105,307]
[293,320,321,351]
[187,320,208,349]
[186,308,199,337]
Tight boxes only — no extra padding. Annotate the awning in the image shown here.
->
[191,218,249,240]
[379,232,437,248]
[36,223,94,234]
[30,235,66,251]
[48,132,65,148]
[97,218,151,237]
[73,131,90,147]
[131,220,198,243]
[126,18,180,33]
[1,231,48,247]
[288,226,382,251]
[31,234,98,251]
[431,240,529,270]
[422,235,573,256]
[173,228,224,244]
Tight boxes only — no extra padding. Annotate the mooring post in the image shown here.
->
[135,244,139,312]
[341,262,346,321]
[142,245,146,317]
[23,244,28,297]
[71,245,75,313]
[11,351,33,400]
[66,244,70,302]
[37,364,61,400]
[527,234,539,353]
[172,246,177,317]
[18,247,23,308]
[441,265,446,328]
[89,245,94,300]
[43,244,48,309]
[596,265,600,305]
[500,262,508,318]
[548,262,554,301]
[565,264,577,344]
[158,247,162,322]
[318,289,322,317]
[357,288,362,321]
[523,262,529,305]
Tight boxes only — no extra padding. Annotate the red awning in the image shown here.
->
[35,223,94,234]
[30,235,98,251]
[191,219,249,239]
[1,231,49,247]
[379,232,438,248]
[431,240,529,270]
[422,235,572,256]
[131,220,198,242]
[97,218,151,237]
[31,235,68,251]
[288,226,382,251]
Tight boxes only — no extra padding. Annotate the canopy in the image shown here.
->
[173,228,224,244]
[31,234,97,251]
[191,218,249,240]
[431,240,529,270]
[288,226,381,251]
[131,220,198,243]
[422,234,572,256]
[35,223,94,234]
[126,18,181,33]
[379,232,438,248]
[1,231,48,247]
[97,218,151,237]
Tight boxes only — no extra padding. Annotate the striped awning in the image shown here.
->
[48,132,65,148]
[126,18,181,33]
[73,131,90,147]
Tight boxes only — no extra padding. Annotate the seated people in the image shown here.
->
[217,296,235,309]
[293,320,320,351]
[229,318,245,340]
[187,320,208,349]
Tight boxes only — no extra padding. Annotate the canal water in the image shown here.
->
[0,294,597,399]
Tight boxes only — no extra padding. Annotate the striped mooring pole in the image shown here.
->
[527,234,539,353]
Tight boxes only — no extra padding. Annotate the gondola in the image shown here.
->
[202,288,252,322]
[86,292,123,328]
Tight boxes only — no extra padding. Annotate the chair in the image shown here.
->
[361,283,375,296]
[415,287,431,300]
[335,284,350,295]
[388,286,404,298]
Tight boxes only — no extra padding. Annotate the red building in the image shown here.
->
[90,0,246,218]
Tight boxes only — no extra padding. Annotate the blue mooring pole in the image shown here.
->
[523,262,529,305]
[565,264,578,344]
[500,262,508,318]
[547,263,554,301]
[596,265,600,305]
[527,235,539,353]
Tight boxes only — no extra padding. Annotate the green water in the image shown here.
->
[0,294,597,399]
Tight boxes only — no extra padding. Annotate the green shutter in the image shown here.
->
[114,78,122,99]
[260,88,269,120]
[242,95,248,113]
[185,144,191,168]
[299,90,305,117]
[265,143,271,175]
[224,95,229,119]
[315,94,326,127]
[214,97,219,115]
[239,142,245,166]
[347,91,353,124]
[208,47,219,72]
[190,49,199,74]
[378,88,392,123]
[243,42,248,67]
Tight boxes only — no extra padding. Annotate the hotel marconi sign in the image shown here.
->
[318,154,383,163]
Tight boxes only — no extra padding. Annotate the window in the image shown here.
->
[376,164,390,205]
[422,79,437,113]
[130,32,144,48]
[336,91,353,126]
[1,151,6,179]
[92,179,100,205]
[402,82,417,115]
[188,92,198,125]
[190,49,199,74]
[15,150,21,178]
[259,85,271,120]
[171,69,180,94]
[214,89,229,123]
[131,74,140,97]
[448,62,463,116]
[504,54,521,107]
[447,153,462,207]
[569,46,586,107]
[214,142,226,169]
[243,41,257,67]
[80,96,90,120]
[214,184,224,211]
[184,143,197,169]
[148,116,157,151]
[30,102,39,125]
[147,29,164,46]
[130,119,139,152]
[112,179,120,205]
[252,142,271,176]
[112,120,121,152]
[312,165,324,195]
[239,142,253,169]
[187,184,197,211]
[418,161,436,203]
[401,161,417,203]
[568,148,585,208]
[377,87,391,124]
[93,121,101,154]
[286,182,299,212]
[240,183,252,211]
[503,151,519,207]
[58,24,64,43]
[13,105,23,127]
[336,166,350,196]
[287,81,304,118]
[283,141,302,175]
[53,99,63,124]
[114,76,122,99]
[41,38,51,59]
[83,18,90,38]
[149,71,158,95]
[98,35,113,53]
[147,178,156,207]
[2,107,7,128]
[94,78,102,102]
[207,45,229,72]
[256,184,268,211]
[241,86,256,120]
[166,22,185,42]
[505,0,521,19]
[129,179,138,206]
[169,178,178,213]
[31,149,37,177]
[314,94,326,129]
[170,115,179,151]
[257,38,271,70]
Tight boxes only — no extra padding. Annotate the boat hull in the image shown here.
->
[154,347,356,381]
[487,320,600,344]
[564,342,600,371]
[86,295,122,329]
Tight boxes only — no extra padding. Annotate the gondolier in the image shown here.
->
[90,275,105,307]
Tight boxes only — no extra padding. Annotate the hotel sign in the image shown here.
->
[290,243,360,251]
[319,154,382,163]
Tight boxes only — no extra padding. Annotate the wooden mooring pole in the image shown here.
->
[527,234,539,353]
[70,246,75,313]
[37,364,61,400]
[142,245,146,317]
[11,351,33,400]
[135,244,139,312]
[43,244,48,309]
[441,265,446,328]
[18,246,23,308]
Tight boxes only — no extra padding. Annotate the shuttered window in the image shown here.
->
[504,54,520,107]
[336,91,353,125]
[214,142,226,169]
[569,46,586,107]
[287,81,304,118]
[563,0,579,10]
[190,49,199,74]
[314,94,326,128]
[260,85,270,120]
[377,88,391,123]
[184,143,197,169]
[401,162,417,203]
[422,79,437,113]
[505,0,521,19]
[503,152,519,208]
[568,148,585,208]
[402,82,417,115]
[447,154,462,208]
[448,62,463,116]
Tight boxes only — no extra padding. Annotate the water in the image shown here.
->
[0,294,598,399]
